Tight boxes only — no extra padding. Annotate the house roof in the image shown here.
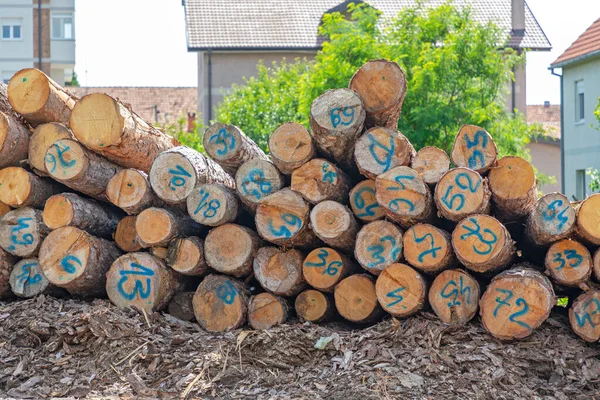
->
[551,17,600,68]
[184,0,551,51]
[69,87,198,126]
[527,104,560,141]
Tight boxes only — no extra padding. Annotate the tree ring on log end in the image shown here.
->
[0,167,32,207]
[106,169,150,211]
[43,194,74,229]
[334,274,379,323]
[136,208,173,247]
[69,93,124,150]
[8,68,51,114]
[545,239,592,287]
[434,167,489,222]
[375,263,426,317]
[295,289,330,322]
[355,220,403,275]
[39,226,91,285]
[429,269,480,325]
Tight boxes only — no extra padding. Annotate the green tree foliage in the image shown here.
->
[162,116,205,154]
[66,71,80,87]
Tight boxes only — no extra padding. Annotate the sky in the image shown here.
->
[74,0,600,105]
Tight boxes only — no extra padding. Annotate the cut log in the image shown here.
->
[255,188,318,248]
[295,289,335,323]
[168,291,196,321]
[193,274,248,332]
[375,263,427,318]
[114,216,142,252]
[38,226,122,296]
[204,223,260,278]
[253,247,305,297]
[354,127,415,179]
[403,223,455,274]
[43,193,123,239]
[334,274,383,324]
[0,201,9,218]
[569,290,600,342]
[309,88,366,168]
[309,201,358,252]
[355,220,403,275]
[376,166,434,229]
[268,122,316,175]
[349,180,384,222]
[525,193,576,247]
[29,122,72,175]
[0,111,30,168]
[575,194,600,246]
[0,247,17,298]
[434,167,491,223]
[412,146,450,185]
[203,122,268,174]
[349,59,407,129]
[450,125,498,174]
[291,158,350,204]
[0,82,31,129]
[135,207,203,248]
[69,93,179,172]
[0,207,50,257]
[9,258,56,298]
[149,146,235,206]
[106,169,166,215]
[428,269,480,325]
[452,214,516,274]
[488,156,537,221]
[45,138,122,199]
[166,236,207,276]
[0,167,63,208]
[235,159,285,211]
[545,239,592,288]
[107,252,181,312]
[150,247,167,260]
[302,247,357,292]
[479,266,555,340]
[248,292,289,330]
[7,68,78,126]
[186,183,239,227]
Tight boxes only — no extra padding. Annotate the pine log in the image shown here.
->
[38,226,122,296]
[248,292,289,330]
[149,146,234,206]
[349,59,407,129]
[166,236,207,276]
[135,207,203,248]
[255,188,318,248]
[193,274,248,332]
[149,247,167,260]
[594,249,600,282]
[253,247,305,297]
[488,156,537,221]
[204,224,260,278]
[106,169,166,215]
[69,93,179,172]
[9,258,59,298]
[0,207,50,257]
[0,82,31,129]
[375,263,427,318]
[235,159,285,211]
[0,247,17,299]
[429,269,480,325]
[569,290,600,342]
[28,122,73,175]
[544,239,592,288]
[291,158,350,204]
[376,166,434,229]
[479,266,555,340]
[186,183,239,226]
[114,216,142,252]
[203,122,268,174]
[302,247,356,292]
[45,138,122,199]
[309,88,366,168]
[525,193,576,247]
[295,289,335,323]
[452,214,516,274]
[349,180,384,222]
[7,68,78,126]
[403,223,455,274]
[43,193,123,239]
[0,167,63,208]
[354,220,403,275]
[309,201,358,252]
[354,127,415,179]
[575,194,600,246]
[268,122,316,175]
[412,146,450,185]
[334,274,383,324]
[168,291,196,321]
[0,201,9,218]
[0,111,29,168]
[450,125,498,174]
[434,167,491,222]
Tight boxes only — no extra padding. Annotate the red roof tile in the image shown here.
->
[551,18,600,67]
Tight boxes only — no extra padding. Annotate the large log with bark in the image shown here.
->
[193,274,248,332]
[575,194,600,246]
[544,239,592,289]
[411,146,450,185]
[302,247,357,292]
[349,59,407,129]
[450,125,497,174]
[204,223,260,278]
[7,68,78,126]
[135,207,203,248]
[348,180,384,222]
[354,220,403,275]
[248,293,289,330]
[28,122,73,175]
[0,247,17,299]
[403,223,455,274]
[295,289,336,323]
[0,82,30,129]
[375,263,427,318]
[235,159,285,212]
[334,274,383,324]
[291,158,350,204]
[429,269,480,325]
[0,167,63,208]
[268,122,316,175]
[69,93,179,172]
[106,169,166,215]
[186,183,239,227]
[525,193,576,247]
[479,266,555,340]
[9,258,60,298]
[253,247,305,297]
[166,236,207,276]
[354,127,415,179]
[0,202,10,218]
[0,207,50,257]
[114,216,142,252]
[488,156,537,221]
[569,290,600,342]
[0,111,29,168]
[434,167,491,222]
[310,201,358,252]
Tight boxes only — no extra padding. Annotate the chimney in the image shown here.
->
[512,0,525,37]
[187,112,197,133]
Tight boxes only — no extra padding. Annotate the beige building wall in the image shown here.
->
[528,141,561,194]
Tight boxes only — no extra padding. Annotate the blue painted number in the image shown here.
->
[367,133,395,172]
[168,164,192,191]
[542,200,570,232]
[412,228,442,263]
[16,262,42,286]
[241,169,272,200]
[216,280,238,305]
[9,217,34,251]
[61,255,82,274]
[574,298,600,328]
[464,130,488,169]
[386,287,406,308]
[209,128,236,156]
[330,106,355,128]
[387,175,416,212]
[192,189,221,219]
[268,213,302,239]
[459,218,497,255]
[493,288,531,329]
[553,249,583,271]
[117,262,154,300]
[440,276,471,307]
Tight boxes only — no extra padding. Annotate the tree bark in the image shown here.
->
[334,274,384,324]
[429,269,480,326]
[235,159,285,212]
[0,167,63,208]
[0,111,30,168]
[193,274,248,332]
[309,201,358,252]
[354,220,403,275]
[488,156,538,222]
[0,207,50,257]
[403,223,456,274]
[348,179,384,222]
[135,207,204,248]
[0,82,31,130]
[575,194,600,246]
[166,236,208,276]
[268,122,316,175]
[114,215,142,252]
[186,183,239,226]
[253,247,305,297]
[9,258,64,298]
[291,158,350,204]
[295,289,336,323]
[106,169,168,215]
[569,290,600,342]
[248,293,289,330]
[302,247,358,293]
[544,239,592,289]
[168,291,196,321]
[375,263,427,318]
[450,125,498,175]
[434,167,491,223]
[0,201,9,218]
[354,127,415,179]
[28,122,73,175]
[204,223,261,278]
[0,247,17,299]
[525,193,576,247]
[411,146,450,186]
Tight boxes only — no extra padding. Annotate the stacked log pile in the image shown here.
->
[1,63,599,343]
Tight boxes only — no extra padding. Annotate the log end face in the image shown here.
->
[291,158,344,204]
[334,274,379,323]
[488,156,536,200]
[187,184,236,226]
[0,167,31,207]
[302,247,344,292]
[193,274,247,332]
[7,68,50,115]
[429,269,480,325]
[136,208,173,248]
[45,139,86,181]
[412,146,450,185]
[310,201,352,239]
[349,60,406,113]
[9,258,50,298]
[0,207,40,257]
[355,220,403,274]
[451,125,497,173]
[569,290,600,342]
[236,159,284,209]
[203,123,243,162]
[349,180,384,222]
[255,189,309,245]
[545,239,592,287]
[434,167,488,222]
[70,93,124,150]
[248,293,287,330]
[107,169,149,210]
[375,263,426,317]
[39,226,91,286]
[404,224,452,273]
[529,193,575,244]
[43,194,74,229]
[354,127,413,178]
[114,216,142,252]
[310,88,365,134]
[269,122,315,173]
[253,247,304,296]
[167,237,206,276]
[295,289,329,322]
[205,224,256,277]
[577,194,600,245]
[29,123,72,172]
[375,166,430,225]
[149,151,197,204]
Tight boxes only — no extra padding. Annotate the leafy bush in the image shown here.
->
[161,116,206,154]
